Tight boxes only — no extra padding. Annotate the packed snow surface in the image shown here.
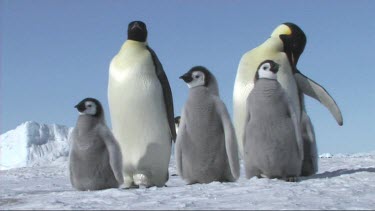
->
[1,152,375,210]
[1,122,374,209]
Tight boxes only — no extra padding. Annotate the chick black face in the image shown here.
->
[255,60,280,81]
[179,66,212,88]
[74,98,103,117]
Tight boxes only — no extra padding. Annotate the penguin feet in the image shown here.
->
[118,184,129,189]
[260,174,269,179]
[133,173,151,188]
[301,158,318,176]
[284,176,299,182]
[121,176,138,189]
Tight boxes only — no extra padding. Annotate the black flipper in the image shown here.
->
[295,72,343,126]
[146,46,177,142]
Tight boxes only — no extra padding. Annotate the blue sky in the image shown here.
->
[1,0,374,154]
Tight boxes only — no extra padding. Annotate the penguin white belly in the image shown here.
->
[233,72,254,156]
[108,48,171,175]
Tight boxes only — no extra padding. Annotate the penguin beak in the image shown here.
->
[131,22,143,31]
[179,73,193,83]
[274,63,280,70]
[74,103,86,112]
[271,63,280,74]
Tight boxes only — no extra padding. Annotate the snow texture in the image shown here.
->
[0,122,375,209]
[0,121,73,170]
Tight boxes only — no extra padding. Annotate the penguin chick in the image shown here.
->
[176,66,240,184]
[69,98,124,191]
[243,60,303,181]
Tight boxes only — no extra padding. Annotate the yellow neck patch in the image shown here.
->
[271,24,292,38]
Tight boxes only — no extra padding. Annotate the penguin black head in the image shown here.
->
[174,116,181,127]
[127,21,147,42]
[74,98,103,117]
[179,66,212,88]
[255,60,280,81]
[271,22,306,71]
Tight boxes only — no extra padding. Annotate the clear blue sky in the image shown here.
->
[1,0,374,154]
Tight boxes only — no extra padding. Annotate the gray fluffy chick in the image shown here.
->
[69,98,124,190]
[176,66,240,184]
[243,60,303,181]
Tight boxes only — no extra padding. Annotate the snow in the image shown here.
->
[1,122,375,209]
[0,153,374,209]
[0,121,73,170]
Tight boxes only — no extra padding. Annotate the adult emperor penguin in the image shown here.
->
[176,66,240,184]
[233,22,343,176]
[243,60,303,181]
[69,98,124,191]
[108,21,176,188]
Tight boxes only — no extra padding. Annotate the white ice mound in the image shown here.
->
[319,153,333,158]
[0,121,73,170]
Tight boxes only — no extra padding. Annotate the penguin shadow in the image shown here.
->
[130,142,172,188]
[0,198,23,207]
[301,167,375,180]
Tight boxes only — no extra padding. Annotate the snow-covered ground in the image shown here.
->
[1,152,375,210]
[1,122,374,209]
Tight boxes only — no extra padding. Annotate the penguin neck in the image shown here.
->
[76,115,103,133]
[121,39,147,50]
[207,77,220,96]
[188,86,210,98]
[261,37,284,52]
[253,79,281,96]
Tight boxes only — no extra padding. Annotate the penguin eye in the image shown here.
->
[263,66,267,70]
[88,104,92,108]
[195,75,200,79]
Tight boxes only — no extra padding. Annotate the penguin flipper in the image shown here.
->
[283,92,304,160]
[147,46,177,141]
[68,129,78,187]
[215,98,240,180]
[300,111,318,176]
[295,72,343,126]
[99,126,124,185]
[175,110,187,177]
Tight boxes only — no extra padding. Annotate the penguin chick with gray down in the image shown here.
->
[175,66,240,184]
[243,60,304,182]
[69,98,124,191]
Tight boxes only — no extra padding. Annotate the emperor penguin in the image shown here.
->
[69,98,124,191]
[243,60,303,181]
[175,66,240,184]
[233,22,343,176]
[108,21,176,188]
